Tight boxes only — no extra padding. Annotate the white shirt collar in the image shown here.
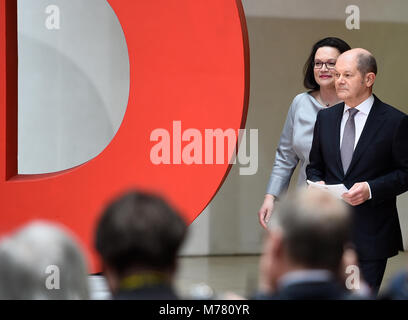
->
[343,94,374,115]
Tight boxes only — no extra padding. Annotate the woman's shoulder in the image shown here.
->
[289,91,314,112]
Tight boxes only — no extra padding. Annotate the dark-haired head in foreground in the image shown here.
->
[95,191,187,300]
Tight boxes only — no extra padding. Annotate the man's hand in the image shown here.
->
[258,194,275,229]
[342,182,370,206]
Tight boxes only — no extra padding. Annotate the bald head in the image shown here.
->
[339,48,377,76]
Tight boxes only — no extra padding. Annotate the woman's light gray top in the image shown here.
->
[266,92,326,197]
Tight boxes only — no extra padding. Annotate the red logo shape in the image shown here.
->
[0,0,249,272]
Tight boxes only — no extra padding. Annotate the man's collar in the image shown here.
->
[277,269,334,290]
[344,94,374,115]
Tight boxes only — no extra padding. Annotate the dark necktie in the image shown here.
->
[340,108,359,174]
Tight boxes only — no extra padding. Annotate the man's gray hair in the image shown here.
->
[270,188,351,273]
[357,52,377,75]
[0,221,89,300]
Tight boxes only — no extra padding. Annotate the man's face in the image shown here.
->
[333,54,368,106]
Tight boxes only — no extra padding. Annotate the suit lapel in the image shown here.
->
[344,95,386,178]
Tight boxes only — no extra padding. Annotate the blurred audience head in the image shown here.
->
[94,190,187,296]
[0,221,89,300]
[262,188,352,289]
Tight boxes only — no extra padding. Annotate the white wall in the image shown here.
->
[181,0,408,255]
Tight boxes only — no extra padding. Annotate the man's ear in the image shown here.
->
[365,72,376,88]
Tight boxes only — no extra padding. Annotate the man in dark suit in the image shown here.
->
[254,188,364,300]
[306,48,408,294]
[94,191,188,300]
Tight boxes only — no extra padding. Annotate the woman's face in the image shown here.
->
[313,46,341,89]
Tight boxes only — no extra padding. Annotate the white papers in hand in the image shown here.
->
[306,180,349,200]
